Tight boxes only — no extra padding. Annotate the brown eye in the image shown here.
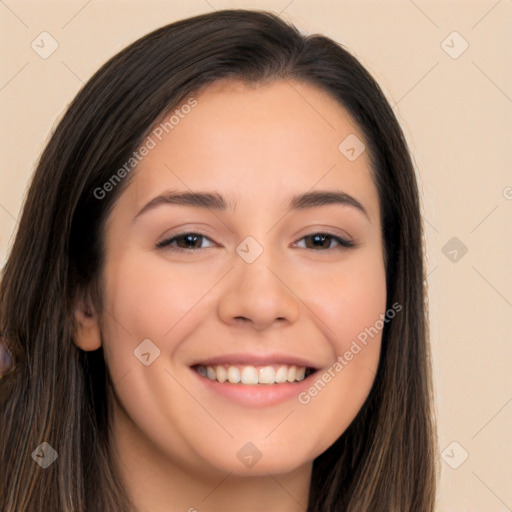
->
[156,233,214,251]
[156,231,355,253]
[298,233,354,250]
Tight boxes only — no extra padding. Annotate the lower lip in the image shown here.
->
[190,367,318,408]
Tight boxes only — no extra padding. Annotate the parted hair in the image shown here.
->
[0,8,438,511]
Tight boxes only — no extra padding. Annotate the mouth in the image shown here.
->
[189,354,322,407]
[191,363,318,385]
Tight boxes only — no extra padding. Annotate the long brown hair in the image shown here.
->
[0,8,438,511]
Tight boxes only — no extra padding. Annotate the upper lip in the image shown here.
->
[190,352,321,370]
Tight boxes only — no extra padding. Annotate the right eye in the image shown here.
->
[156,232,216,252]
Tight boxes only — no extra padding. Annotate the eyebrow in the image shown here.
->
[133,189,370,222]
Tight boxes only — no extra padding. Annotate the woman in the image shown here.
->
[0,8,438,511]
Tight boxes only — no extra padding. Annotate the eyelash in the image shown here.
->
[156,232,356,252]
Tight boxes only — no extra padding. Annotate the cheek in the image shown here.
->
[299,248,386,402]
[310,248,387,350]
[295,258,386,455]
[98,251,204,374]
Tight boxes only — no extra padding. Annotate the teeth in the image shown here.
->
[227,366,241,384]
[216,365,227,383]
[195,364,312,385]
[258,366,275,384]
[275,366,288,383]
[241,366,258,384]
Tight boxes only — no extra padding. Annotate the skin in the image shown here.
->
[74,78,387,512]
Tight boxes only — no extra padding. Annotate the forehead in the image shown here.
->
[115,78,379,223]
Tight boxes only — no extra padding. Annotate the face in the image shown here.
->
[76,78,387,478]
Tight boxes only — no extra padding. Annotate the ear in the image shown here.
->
[73,296,102,351]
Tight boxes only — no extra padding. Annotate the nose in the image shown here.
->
[217,247,301,331]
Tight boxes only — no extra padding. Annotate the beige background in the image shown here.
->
[1,0,511,510]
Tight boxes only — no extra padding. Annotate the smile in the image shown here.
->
[193,363,316,385]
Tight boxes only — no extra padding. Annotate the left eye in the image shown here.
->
[294,233,355,250]
[157,232,354,252]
